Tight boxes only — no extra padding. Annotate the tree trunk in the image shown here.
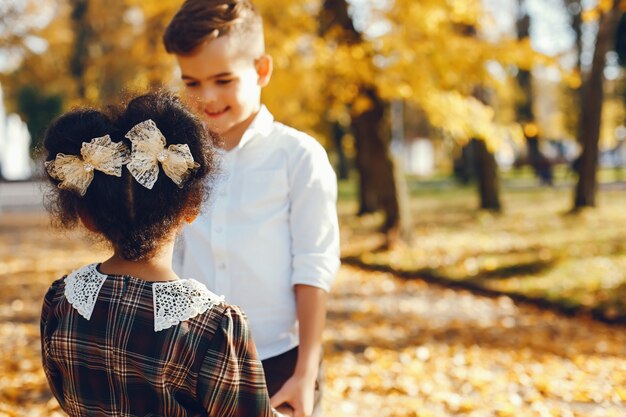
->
[527,137,553,185]
[352,87,400,232]
[564,0,583,153]
[565,0,583,73]
[69,0,91,100]
[321,0,410,242]
[616,13,626,64]
[471,86,502,211]
[574,1,622,208]
[517,0,553,185]
[331,123,350,181]
[471,139,501,211]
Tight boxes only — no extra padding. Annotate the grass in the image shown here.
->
[339,174,626,323]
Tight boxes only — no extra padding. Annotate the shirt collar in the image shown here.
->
[235,105,274,150]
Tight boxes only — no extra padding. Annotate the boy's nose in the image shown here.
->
[198,86,218,103]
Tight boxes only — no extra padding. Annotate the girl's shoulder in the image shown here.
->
[45,263,229,333]
[153,278,226,332]
[41,274,70,324]
[44,275,69,303]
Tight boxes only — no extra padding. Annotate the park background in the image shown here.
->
[1,0,626,415]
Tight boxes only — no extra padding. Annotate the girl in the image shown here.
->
[40,91,281,417]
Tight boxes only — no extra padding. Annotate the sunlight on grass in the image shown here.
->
[341,185,626,321]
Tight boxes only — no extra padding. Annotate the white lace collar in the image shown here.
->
[64,263,223,332]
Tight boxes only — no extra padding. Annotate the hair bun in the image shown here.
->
[43,91,218,262]
[44,109,116,160]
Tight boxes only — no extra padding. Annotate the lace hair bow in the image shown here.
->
[125,119,200,189]
[45,136,130,196]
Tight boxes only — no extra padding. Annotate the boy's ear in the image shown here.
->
[184,212,198,224]
[255,54,273,87]
[183,205,200,224]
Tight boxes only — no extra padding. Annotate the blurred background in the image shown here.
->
[1,0,626,416]
[2,0,626,217]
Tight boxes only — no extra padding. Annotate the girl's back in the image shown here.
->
[40,92,276,417]
[42,264,269,416]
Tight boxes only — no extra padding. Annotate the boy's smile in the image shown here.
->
[204,106,230,119]
[176,36,272,150]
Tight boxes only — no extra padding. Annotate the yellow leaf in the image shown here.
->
[352,95,374,115]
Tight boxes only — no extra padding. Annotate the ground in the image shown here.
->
[0,211,625,416]
[324,266,626,416]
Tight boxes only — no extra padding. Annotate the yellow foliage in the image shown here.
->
[600,97,625,147]
[582,7,602,22]
[352,95,374,115]
[420,90,523,151]
[1,0,181,109]
[563,68,582,89]
[599,0,617,13]
[523,122,539,138]
[582,0,621,21]
[2,0,555,151]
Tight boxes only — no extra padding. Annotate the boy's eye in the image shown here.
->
[184,81,200,88]
[216,79,233,85]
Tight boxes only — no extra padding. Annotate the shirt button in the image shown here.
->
[218,263,226,270]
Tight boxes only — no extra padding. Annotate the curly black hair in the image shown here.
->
[43,91,219,261]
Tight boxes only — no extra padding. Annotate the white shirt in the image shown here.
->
[174,106,340,360]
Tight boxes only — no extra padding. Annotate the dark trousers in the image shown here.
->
[261,347,323,417]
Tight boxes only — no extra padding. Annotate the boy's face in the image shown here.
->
[176,35,271,147]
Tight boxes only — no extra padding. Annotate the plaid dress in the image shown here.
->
[40,264,275,417]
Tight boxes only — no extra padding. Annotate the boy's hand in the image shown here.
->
[270,373,316,417]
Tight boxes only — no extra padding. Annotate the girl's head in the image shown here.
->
[44,91,218,261]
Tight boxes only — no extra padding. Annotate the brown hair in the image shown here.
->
[163,0,264,57]
[43,91,219,261]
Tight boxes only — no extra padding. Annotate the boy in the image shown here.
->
[163,1,340,417]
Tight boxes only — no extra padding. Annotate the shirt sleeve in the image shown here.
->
[288,139,341,292]
[198,305,275,417]
[40,279,64,405]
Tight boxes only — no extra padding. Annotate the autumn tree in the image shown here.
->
[2,0,179,105]
[316,0,557,218]
[366,0,541,210]
[0,1,55,60]
[1,0,182,150]
[574,0,623,208]
[318,0,407,244]
[516,0,553,186]
[617,11,626,63]
[0,0,68,151]
[3,0,544,221]
[63,0,179,105]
